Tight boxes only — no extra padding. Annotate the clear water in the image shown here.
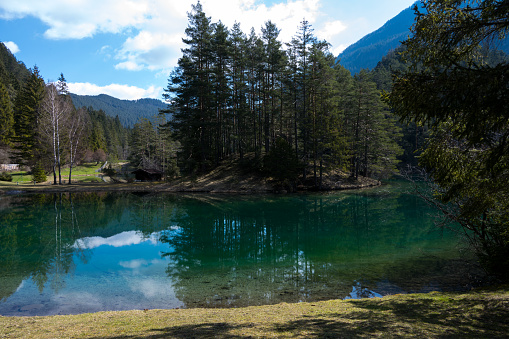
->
[0,182,477,316]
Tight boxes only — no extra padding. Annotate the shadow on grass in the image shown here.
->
[276,294,509,338]
[86,293,509,338]
[88,322,250,339]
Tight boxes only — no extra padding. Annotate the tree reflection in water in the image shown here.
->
[0,184,482,313]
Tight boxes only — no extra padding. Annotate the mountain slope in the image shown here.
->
[70,93,167,128]
[0,42,31,95]
[336,4,416,74]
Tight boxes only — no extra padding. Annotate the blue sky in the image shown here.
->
[0,0,416,100]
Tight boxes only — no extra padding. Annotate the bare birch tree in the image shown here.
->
[39,84,72,184]
[67,107,89,184]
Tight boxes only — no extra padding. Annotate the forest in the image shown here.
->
[0,42,177,184]
[162,3,407,188]
[0,3,414,190]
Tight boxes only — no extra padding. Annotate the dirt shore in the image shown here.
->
[0,171,381,194]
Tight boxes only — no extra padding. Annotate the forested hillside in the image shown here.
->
[337,2,509,74]
[337,4,416,74]
[70,93,167,127]
[0,43,132,180]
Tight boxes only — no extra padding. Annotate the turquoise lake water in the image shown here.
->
[0,182,479,316]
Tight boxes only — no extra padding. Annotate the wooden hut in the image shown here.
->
[132,169,163,181]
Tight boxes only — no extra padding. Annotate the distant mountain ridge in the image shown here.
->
[337,2,509,74]
[70,93,167,128]
[337,3,416,74]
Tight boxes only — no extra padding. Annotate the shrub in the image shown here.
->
[31,162,47,183]
[0,172,12,182]
[102,164,116,177]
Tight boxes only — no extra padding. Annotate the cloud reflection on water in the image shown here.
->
[74,231,159,249]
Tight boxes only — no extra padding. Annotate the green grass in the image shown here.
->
[7,163,104,184]
[9,171,31,183]
[0,288,508,338]
[80,176,103,183]
[59,163,103,176]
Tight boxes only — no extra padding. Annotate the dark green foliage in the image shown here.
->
[389,0,509,279]
[102,164,116,177]
[164,2,215,173]
[70,94,167,128]
[129,116,179,178]
[31,161,47,183]
[0,82,14,146]
[0,42,30,96]
[347,70,402,179]
[12,66,46,166]
[86,108,129,159]
[164,2,403,184]
[0,172,12,182]
[370,47,427,169]
[263,137,303,189]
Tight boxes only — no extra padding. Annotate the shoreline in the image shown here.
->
[0,176,381,194]
[1,287,508,338]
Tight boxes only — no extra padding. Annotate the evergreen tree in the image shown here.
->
[0,82,14,146]
[293,19,316,173]
[388,0,509,278]
[229,22,249,159]
[162,2,404,182]
[56,73,69,96]
[12,66,45,166]
[164,1,214,173]
[31,161,47,183]
[245,28,265,156]
[307,41,348,187]
[261,21,285,153]
[349,70,402,179]
[211,21,231,163]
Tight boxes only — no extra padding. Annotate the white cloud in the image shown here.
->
[114,0,324,73]
[332,44,348,56]
[115,61,144,71]
[3,41,20,54]
[119,259,149,269]
[317,20,347,43]
[68,82,163,100]
[0,0,330,73]
[0,0,149,39]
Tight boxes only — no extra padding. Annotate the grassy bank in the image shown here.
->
[1,288,508,338]
[5,163,104,184]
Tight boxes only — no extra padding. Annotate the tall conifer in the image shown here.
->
[13,66,45,166]
[0,82,14,146]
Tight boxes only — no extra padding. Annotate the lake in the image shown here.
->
[0,181,479,316]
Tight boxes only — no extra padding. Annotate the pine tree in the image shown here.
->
[0,82,14,146]
[389,0,509,278]
[229,22,249,159]
[164,1,214,173]
[261,21,285,153]
[13,66,45,166]
[293,20,316,177]
[349,70,402,179]
[56,73,69,95]
[211,21,231,163]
